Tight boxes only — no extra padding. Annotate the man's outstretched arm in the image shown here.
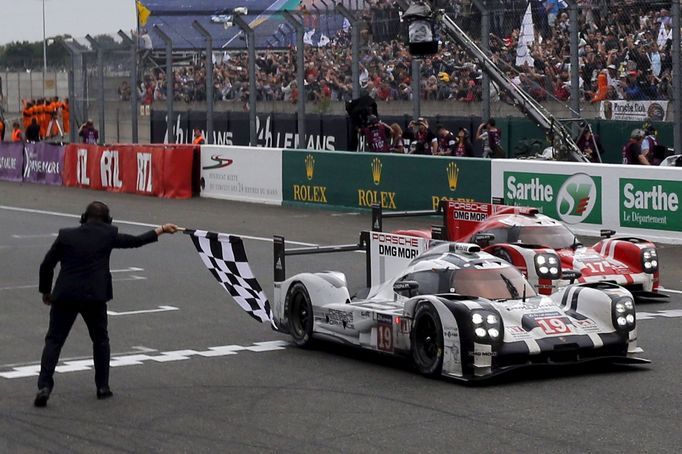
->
[114,224,179,249]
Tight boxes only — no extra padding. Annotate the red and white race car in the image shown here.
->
[372,201,666,302]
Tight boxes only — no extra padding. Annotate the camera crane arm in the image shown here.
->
[402,1,589,162]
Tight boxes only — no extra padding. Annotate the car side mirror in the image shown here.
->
[472,232,495,248]
[393,280,419,297]
[600,229,616,239]
[562,270,582,283]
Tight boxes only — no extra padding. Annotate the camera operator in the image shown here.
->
[361,115,392,153]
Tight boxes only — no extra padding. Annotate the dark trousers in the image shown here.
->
[38,301,110,390]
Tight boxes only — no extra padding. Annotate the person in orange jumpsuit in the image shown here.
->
[11,122,23,142]
[39,100,50,138]
[22,101,34,131]
[192,128,205,144]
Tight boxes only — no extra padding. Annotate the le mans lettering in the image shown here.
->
[293,184,328,203]
[358,190,397,209]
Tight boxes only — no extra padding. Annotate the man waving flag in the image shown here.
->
[184,230,274,326]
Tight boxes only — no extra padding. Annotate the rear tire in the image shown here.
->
[286,283,314,348]
[411,303,444,376]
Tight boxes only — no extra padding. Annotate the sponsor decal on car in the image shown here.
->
[325,309,354,329]
[376,313,394,352]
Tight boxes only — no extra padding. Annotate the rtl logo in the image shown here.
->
[137,153,153,193]
[100,150,123,188]
[76,149,90,185]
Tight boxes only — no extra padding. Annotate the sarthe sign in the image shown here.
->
[599,100,669,121]
[282,150,491,211]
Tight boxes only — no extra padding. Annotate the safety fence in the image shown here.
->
[0,141,197,199]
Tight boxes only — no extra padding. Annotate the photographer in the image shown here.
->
[361,115,391,153]
[404,117,437,155]
[78,119,99,144]
[476,118,504,158]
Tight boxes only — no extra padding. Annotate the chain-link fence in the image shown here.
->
[3,1,679,152]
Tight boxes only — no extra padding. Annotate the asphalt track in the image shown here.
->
[1,180,681,453]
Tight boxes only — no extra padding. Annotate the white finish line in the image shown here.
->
[0,275,147,292]
[0,340,288,379]
[11,233,58,239]
[637,310,682,320]
[107,305,179,316]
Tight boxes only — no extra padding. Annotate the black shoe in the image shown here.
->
[96,386,113,400]
[34,388,51,407]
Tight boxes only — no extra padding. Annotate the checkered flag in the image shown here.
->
[185,230,274,326]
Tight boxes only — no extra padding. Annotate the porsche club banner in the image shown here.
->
[0,142,64,184]
[23,142,64,185]
[0,142,24,182]
[184,230,274,325]
[599,100,669,122]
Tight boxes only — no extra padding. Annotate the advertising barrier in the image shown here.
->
[62,144,196,199]
[282,150,491,211]
[200,146,283,204]
[0,142,24,182]
[23,143,64,185]
[491,160,682,242]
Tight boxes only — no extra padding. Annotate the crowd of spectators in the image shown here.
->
[133,0,674,107]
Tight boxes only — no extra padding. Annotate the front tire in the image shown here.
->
[411,302,444,376]
[286,283,314,348]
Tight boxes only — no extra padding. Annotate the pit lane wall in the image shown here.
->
[199,146,282,204]
[62,144,197,199]
[0,141,197,198]
[0,142,64,185]
[281,149,492,211]
[491,160,682,243]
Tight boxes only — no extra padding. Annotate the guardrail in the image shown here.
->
[3,142,680,243]
[0,141,197,199]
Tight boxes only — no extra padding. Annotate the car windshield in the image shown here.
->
[401,266,536,300]
[516,225,576,249]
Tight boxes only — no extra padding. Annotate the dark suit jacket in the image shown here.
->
[39,222,158,303]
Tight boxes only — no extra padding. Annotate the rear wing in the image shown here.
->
[274,232,370,285]
[372,201,538,242]
[274,230,431,288]
[370,204,447,239]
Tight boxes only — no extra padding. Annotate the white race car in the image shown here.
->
[271,231,648,380]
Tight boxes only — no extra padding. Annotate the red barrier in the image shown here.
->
[63,144,196,198]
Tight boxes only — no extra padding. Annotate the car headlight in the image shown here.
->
[471,310,503,343]
[612,297,636,332]
[534,253,562,279]
[641,247,658,273]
